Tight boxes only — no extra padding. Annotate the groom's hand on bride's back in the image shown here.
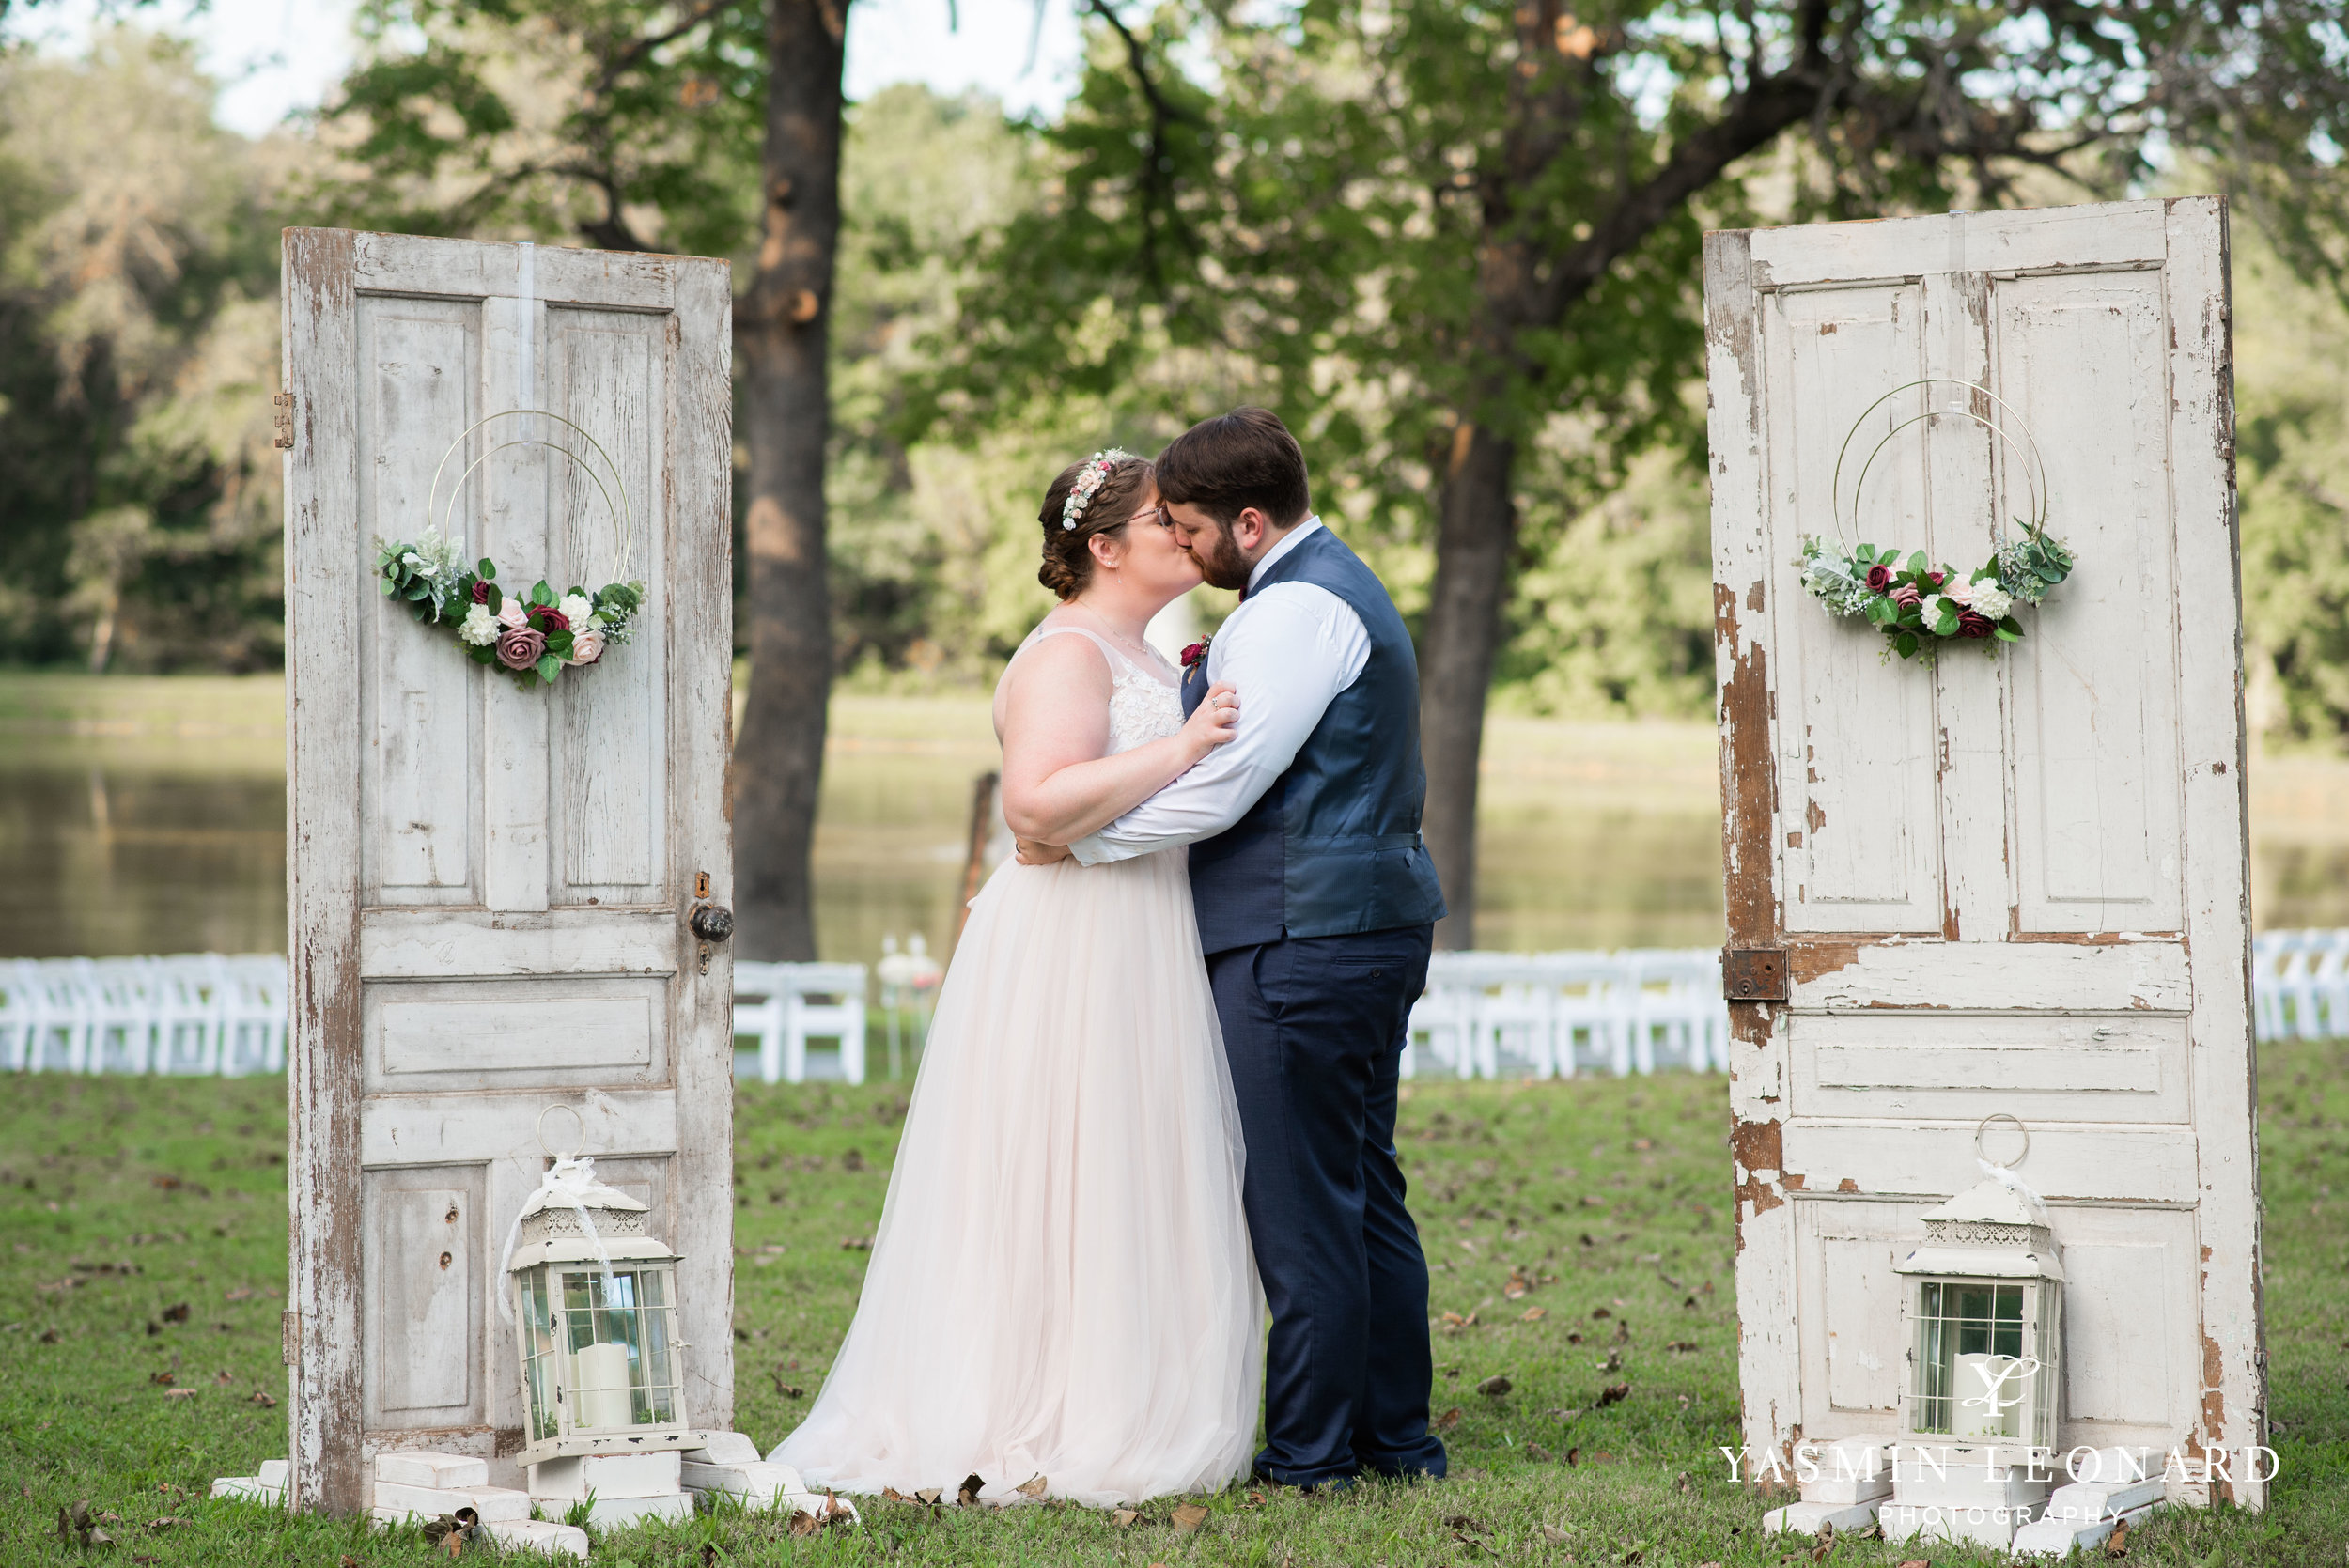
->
[1016,837,1075,866]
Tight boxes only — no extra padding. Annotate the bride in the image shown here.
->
[770,450,1264,1507]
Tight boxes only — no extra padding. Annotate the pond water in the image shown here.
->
[2,675,2345,963]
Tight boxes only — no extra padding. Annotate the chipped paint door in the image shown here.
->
[1704,199,2262,1500]
[282,231,736,1511]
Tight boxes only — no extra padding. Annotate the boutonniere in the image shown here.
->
[1180,637,1210,675]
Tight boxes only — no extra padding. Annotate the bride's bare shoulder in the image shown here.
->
[993,626,1115,737]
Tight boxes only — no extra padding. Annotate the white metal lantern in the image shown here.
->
[504,1148,704,1467]
[1893,1153,2063,1452]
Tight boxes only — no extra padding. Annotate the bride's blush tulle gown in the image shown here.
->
[770,624,1264,1507]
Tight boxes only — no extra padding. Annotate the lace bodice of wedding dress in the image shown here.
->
[1013,622,1183,755]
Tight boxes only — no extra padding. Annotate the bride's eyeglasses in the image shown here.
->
[1128,503,1174,532]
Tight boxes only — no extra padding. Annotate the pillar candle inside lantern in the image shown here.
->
[572,1341,634,1428]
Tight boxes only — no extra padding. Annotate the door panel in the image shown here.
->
[286,230,734,1509]
[1761,283,1944,934]
[1995,271,2185,933]
[1707,199,2260,1502]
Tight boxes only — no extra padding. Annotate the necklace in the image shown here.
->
[1071,604,1166,666]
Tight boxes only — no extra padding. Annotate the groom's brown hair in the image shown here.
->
[1156,407,1312,529]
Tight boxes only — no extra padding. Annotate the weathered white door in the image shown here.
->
[1705,199,2263,1500]
[282,230,736,1511]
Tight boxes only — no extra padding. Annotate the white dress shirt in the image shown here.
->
[1072,518,1371,864]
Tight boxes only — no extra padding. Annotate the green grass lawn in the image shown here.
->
[5,1048,2345,1566]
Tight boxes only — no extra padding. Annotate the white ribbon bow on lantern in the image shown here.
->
[495,1151,626,1323]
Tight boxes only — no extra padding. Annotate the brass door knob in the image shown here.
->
[689,904,735,943]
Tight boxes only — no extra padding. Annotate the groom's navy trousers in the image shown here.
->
[1207,923,1445,1487]
[1178,521,1450,1487]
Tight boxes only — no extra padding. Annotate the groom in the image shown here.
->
[1067,407,1449,1489]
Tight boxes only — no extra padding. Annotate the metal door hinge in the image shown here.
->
[1723,947,1789,1001]
[272,392,295,449]
[282,1309,299,1365]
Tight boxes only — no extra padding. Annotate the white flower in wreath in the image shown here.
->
[566,628,607,667]
[1921,595,1952,623]
[496,597,530,630]
[458,602,500,646]
[558,592,594,628]
[1971,580,2013,621]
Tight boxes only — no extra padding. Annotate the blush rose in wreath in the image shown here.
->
[374,526,646,690]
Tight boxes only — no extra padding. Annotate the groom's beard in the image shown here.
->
[1189,520,1251,591]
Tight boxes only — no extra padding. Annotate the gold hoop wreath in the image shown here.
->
[1797,379,2077,662]
[371,410,647,691]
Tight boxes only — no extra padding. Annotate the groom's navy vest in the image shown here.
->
[1185,524,1446,954]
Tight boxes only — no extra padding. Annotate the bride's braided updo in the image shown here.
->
[1037,451,1155,600]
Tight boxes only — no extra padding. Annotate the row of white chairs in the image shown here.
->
[16,935,2344,1083]
[2,955,286,1076]
[2251,929,2349,1042]
[1405,949,1730,1079]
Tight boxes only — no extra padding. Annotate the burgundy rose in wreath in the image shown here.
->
[1864,563,1894,592]
[495,626,547,671]
[1957,610,1997,639]
[530,604,571,633]
[472,579,492,603]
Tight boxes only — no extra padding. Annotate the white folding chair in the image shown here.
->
[730,961,786,1083]
[24,961,94,1073]
[777,963,869,1085]
[2251,930,2290,1044]
[211,955,284,1076]
[82,957,162,1075]
[0,960,41,1072]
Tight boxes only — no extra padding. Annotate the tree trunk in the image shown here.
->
[732,0,845,961]
[1418,420,1518,951]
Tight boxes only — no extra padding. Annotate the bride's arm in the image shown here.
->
[999,637,1238,846]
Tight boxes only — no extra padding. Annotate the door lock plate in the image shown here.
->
[1722,947,1789,1001]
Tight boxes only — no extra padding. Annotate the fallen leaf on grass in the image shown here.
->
[160,1302,190,1323]
[1527,1443,1550,1460]
[1244,1490,1266,1508]
[1520,1306,1547,1322]
[1591,1307,1611,1319]
[248,1390,277,1407]
[1477,1375,1512,1397]
[149,1372,175,1386]
[1548,1406,1581,1421]
[1895,1560,1930,1568]
[1673,1471,1692,1494]
[1111,1508,1140,1529]
[1595,1382,1631,1406]
[146,1517,186,1530]
[342,1556,362,1567]
[957,1473,986,1507]
[1563,1446,1580,1467]
[1433,1406,1463,1431]
[1667,1341,1699,1353]
[1015,1473,1048,1499]
[1171,1504,1209,1534]
[162,1389,196,1401]
[1809,1538,1830,1562]
[2106,1518,2130,1557]
[913,1487,942,1506]
[1541,1525,1570,1544]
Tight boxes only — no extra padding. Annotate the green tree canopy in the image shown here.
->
[926,0,2349,943]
